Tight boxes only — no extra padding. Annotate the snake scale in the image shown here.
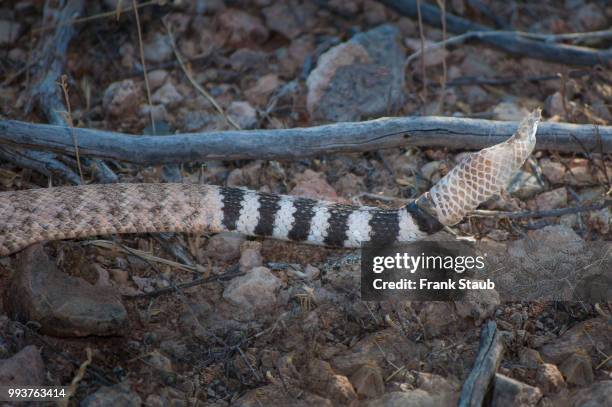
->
[0,110,540,257]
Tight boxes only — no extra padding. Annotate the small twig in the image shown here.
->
[32,0,161,32]
[415,0,427,104]
[517,28,612,44]
[123,268,245,299]
[435,0,447,114]
[60,347,92,407]
[471,200,611,220]
[595,354,612,370]
[163,20,241,130]
[84,239,199,272]
[132,0,156,135]
[406,30,533,65]
[153,233,199,269]
[58,75,84,183]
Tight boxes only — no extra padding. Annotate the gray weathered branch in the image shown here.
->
[0,116,610,165]
[458,320,505,407]
[10,0,117,184]
[380,0,612,66]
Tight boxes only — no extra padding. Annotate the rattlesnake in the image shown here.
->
[0,110,540,257]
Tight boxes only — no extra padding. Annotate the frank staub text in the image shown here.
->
[371,252,495,291]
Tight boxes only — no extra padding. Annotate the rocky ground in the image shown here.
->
[0,0,611,406]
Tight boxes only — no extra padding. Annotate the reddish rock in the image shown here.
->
[535,188,567,211]
[218,9,269,47]
[262,2,307,39]
[245,73,282,106]
[350,363,385,399]
[291,170,339,201]
[102,79,141,117]
[539,158,566,184]
[536,363,566,394]
[305,359,357,404]
[205,232,245,261]
[492,374,542,406]
[222,267,282,311]
[0,346,44,387]
[239,241,263,272]
[5,245,128,337]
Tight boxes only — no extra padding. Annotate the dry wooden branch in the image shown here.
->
[458,320,504,407]
[22,0,117,184]
[380,0,612,66]
[0,146,82,185]
[0,116,610,165]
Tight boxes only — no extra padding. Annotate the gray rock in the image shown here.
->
[545,92,566,117]
[222,267,282,311]
[507,170,544,199]
[143,32,172,63]
[570,380,612,407]
[415,372,460,406]
[147,69,169,90]
[492,374,542,406]
[6,245,128,337]
[151,82,183,107]
[146,350,173,373]
[181,110,226,132]
[455,284,500,325]
[493,101,530,121]
[0,346,44,387]
[489,225,603,301]
[539,317,612,364]
[0,20,22,45]
[331,328,425,375]
[82,383,142,407]
[350,363,385,399]
[227,101,258,129]
[365,390,437,407]
[519,348,544,369]
[559,352,594,387]
[572,3,607,31]
[418,302,460,337]
[306,24,405,122]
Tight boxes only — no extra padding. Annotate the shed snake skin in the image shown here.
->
[0,110,540,256]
